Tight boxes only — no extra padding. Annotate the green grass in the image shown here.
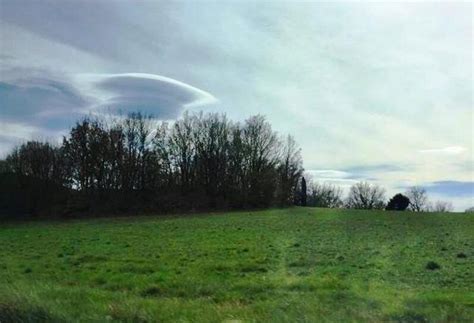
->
[0,208,473,322]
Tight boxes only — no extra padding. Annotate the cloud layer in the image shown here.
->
[0,1,472,209]
[0,76,89,128]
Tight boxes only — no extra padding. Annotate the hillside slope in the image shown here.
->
[0,208,473,322]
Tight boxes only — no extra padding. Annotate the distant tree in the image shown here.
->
[151,122,173,188]
[300,177,307,206]
[346,181,386,210]
[386,193,410,211]
[6,141,65,184]
[307,182,343,208]
[193,112,230,206]
[466,207,474,213]
[123,112,156,192]
[62,119,110,192]
[406,186,429,212]
[277,135,303,205]
[241,115,279,207]
[169,112,197,194]
[226,124,246,207]
[2,111,304,215]
[432,200,453,213]
[4,141,68,216]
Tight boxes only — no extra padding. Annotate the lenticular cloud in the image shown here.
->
[79,73,218,119]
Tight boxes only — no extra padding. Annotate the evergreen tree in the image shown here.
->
[386,193,410,211]
[301,177,307,206]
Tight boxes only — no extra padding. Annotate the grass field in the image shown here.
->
[0,208,473,322]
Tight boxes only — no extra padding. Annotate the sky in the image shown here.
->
[0,0,472,210]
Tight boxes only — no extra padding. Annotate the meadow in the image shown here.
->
[0,208,473,322]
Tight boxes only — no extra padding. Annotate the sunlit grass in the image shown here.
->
[0,208,473,322]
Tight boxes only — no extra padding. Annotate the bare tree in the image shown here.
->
[151,122,173,188]
[62,118,110,192]
[120,112,155,191]
[406,186,429,212]
[4,110,305,214]
[307,182,343,208]
[432,200,453,213]
[346,181,386,210]
[4,140,67,215]
[277,135,303,205]
[193,113,230,204]
[7,141,65,185]
[242,115,279,206]
[169,112,197,193]
[226,123,246,206]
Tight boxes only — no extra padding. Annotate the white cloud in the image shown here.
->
[419,146,467,155]
[306,170,351,179]
[75,73,218,118]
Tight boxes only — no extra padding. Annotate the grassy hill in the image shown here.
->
[0,208,473,322]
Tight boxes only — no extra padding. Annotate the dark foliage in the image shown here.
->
[386,193,410,211]
[0,172,69,218]
[300,177,307,206]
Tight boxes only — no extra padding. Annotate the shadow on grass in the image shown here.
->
[0,301,62,323]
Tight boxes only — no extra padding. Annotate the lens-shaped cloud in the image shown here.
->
[78,73,218,119]
[0,70,217,155]
[1,71,217,128]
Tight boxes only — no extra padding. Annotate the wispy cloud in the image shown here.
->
[305,170,351,179]
[343,164,407,174]
[419,146,467,155]
[305,169,358,192]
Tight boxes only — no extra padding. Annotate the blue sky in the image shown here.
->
[0,0,472,210]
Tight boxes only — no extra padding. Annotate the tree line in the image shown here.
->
[0,110,460,217]
[304,179,455,212]
[0,112,304,216]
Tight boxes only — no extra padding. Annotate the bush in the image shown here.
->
[386,193,410,211]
